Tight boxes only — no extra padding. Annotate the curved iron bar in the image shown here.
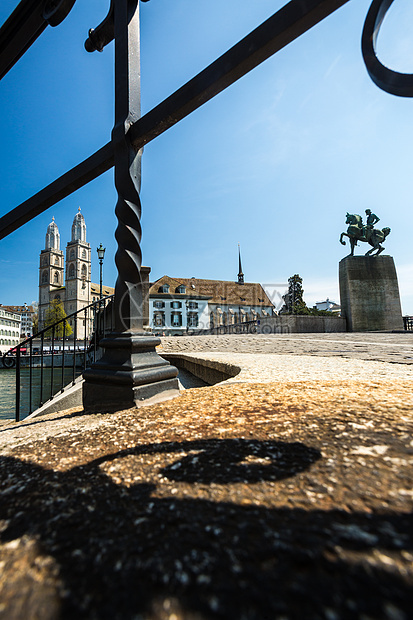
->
[85,0,114,53]
[2,294,114,421]
[362,0,413,97]
[42,0,77,27]
[0,0,77,80]
[84,0,152,53]
[0,0,352,241]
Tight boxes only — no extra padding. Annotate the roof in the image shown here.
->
[2,305,34,314]
[149,276,274,307]
[91,283,115,297]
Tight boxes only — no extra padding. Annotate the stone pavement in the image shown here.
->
[0,333,412,619]
[159,332,413,364]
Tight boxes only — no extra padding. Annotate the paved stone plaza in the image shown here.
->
[0,333,412,618]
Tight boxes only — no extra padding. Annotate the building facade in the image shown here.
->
[315,298,341,313]
[149,275,275,335]
[1,303,35,338]
[0,306,21,354]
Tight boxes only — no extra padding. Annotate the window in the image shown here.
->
[176,285,186,294]
[154,301,165,309]
[54,271,59,284]
[81,264,87,277]
[41,270,48,284]
[69,249,75,260]
[188,301,198,309]
[82,249,87,259]
[159,284,170,293]
[41,255,47,266]
[171,312,182,327]
[153,312,165,327]
[68,263,75,278]
[171,301,182,309]
[188,313,198,327]
[54,257,59,265]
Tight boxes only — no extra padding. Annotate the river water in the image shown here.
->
[0,368,81,421]
[0,367,208,422]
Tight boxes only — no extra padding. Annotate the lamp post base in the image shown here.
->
[82,332,180,413]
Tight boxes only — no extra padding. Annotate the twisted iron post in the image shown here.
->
[83,0,179,411]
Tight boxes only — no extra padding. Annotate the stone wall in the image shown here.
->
[257,315,346,334]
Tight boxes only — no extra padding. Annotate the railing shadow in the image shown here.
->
[0,438,411,618]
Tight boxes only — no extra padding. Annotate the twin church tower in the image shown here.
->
[38,208,92,338]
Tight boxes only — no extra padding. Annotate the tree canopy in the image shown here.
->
[44,299,72,338]
[282,274,309,315]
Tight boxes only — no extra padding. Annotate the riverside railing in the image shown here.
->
[0,0,409,411]
[403,317,413,332]
[2,295,114,421]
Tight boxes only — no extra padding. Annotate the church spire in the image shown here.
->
[45,216,60,250]
[237,243,244,285]
[71,207,87,242]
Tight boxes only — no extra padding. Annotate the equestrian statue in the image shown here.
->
[340,209,390,257]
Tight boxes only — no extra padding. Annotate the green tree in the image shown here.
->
[44,299,72,338]
[282,274,309,315]
[31,312,38,335]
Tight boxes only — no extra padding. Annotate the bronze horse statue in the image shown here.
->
[340,213,390,257]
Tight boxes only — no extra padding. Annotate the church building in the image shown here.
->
[38,209,93,339]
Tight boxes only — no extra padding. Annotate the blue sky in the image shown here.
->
[1,0,413,312]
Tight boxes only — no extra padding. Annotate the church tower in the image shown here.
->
[38,217,64,331]
[65,208,91,339]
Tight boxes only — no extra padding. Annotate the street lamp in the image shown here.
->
[97,243,106,302]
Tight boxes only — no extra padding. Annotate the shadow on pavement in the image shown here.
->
[0,439,411,619]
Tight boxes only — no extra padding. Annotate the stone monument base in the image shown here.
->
[339,255,403,332]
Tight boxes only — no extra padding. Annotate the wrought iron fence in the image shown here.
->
[403,316,413,332]
[0,0,409,412]
[2,295,114,421]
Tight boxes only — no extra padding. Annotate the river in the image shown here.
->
[0,366,207,422]
[0,368,81,421]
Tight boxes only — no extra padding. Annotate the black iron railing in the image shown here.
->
[0,0,408,411]
[2,295,114,421]
[403,317,413,331]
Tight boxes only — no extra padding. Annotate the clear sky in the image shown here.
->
[1,0,413,312]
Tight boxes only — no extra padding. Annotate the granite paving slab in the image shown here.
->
[0,378,412,619]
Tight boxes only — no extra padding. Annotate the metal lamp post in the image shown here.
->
[97,243,105,303]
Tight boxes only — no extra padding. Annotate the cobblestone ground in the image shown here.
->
[0,334,412,619]
[159,333,413,364]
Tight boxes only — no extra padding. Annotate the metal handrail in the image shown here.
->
[403,316,413,332]
[0,1,351,241]
[2,295,114,421]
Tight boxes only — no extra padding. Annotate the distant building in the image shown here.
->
[91,283,115,302]
[315,298,341,314]
[0,306,21,353]
[149,275,274,335]
[1,303,35,338]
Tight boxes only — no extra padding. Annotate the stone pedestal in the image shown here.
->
[339,255,403,332]
[83,333,180,412]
